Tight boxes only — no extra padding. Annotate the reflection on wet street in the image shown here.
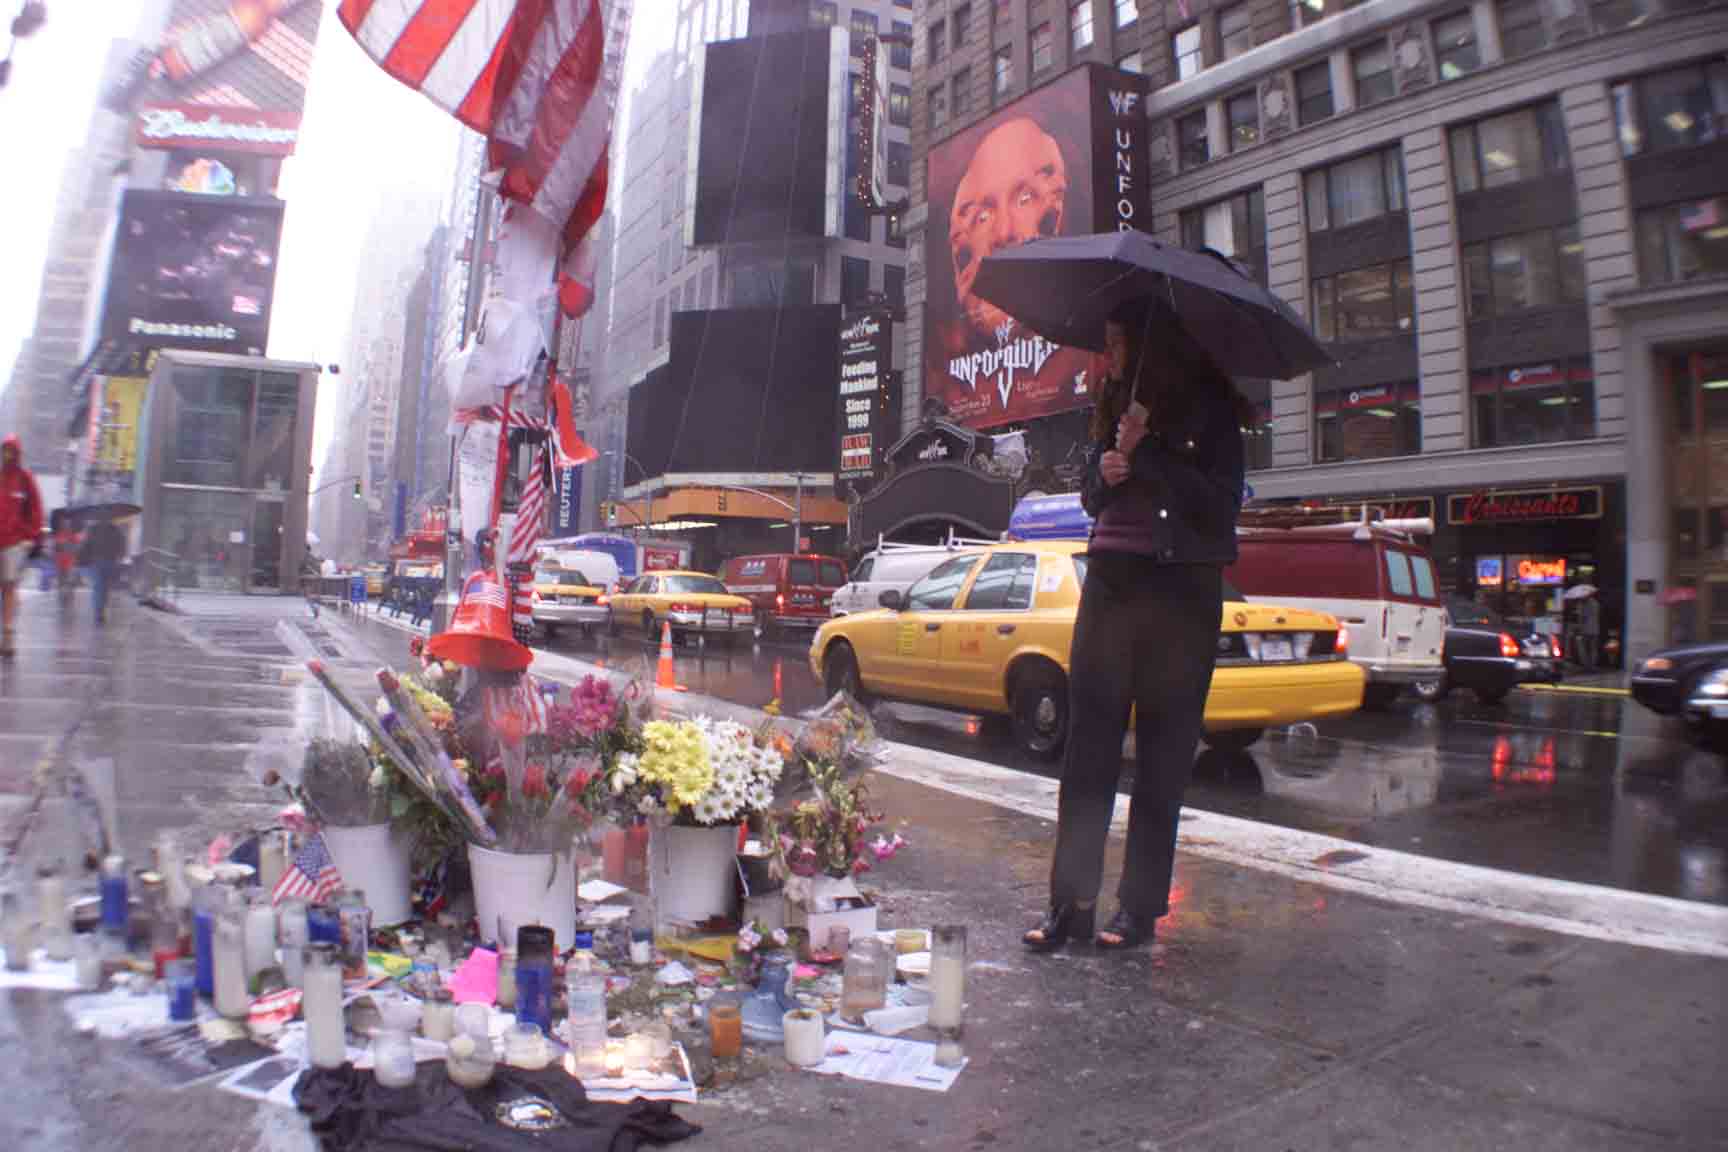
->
[536,627,1728,908]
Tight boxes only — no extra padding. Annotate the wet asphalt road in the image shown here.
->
[536,625,1728,908]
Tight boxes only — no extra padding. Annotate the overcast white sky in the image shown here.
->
[0,0,680,457]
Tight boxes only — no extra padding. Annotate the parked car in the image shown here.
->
[607,571,755,646]
[1632,641,1728,715]
[829,543,975,617]
[529,560,611,640]
[720,553,847,637]
[810,540,1363,759]
[1412,600,1563,705]
[1231,518,1445,709]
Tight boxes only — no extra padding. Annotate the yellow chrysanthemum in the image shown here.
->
[637,720,713,812]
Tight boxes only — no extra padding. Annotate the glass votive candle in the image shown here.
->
[504,1022,552,1070]
[166,959,198,1022]
[783,1008,825,1067]
[708,996,742,1060]
[623,1031,653,1070]
[372,1027,417,1088]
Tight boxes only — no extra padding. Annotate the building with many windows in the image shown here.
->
[908,0,1728,663]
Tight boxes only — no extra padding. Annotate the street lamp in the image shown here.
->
[311,474,364,499]
[604,451,653,534]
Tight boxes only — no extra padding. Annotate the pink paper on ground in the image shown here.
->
[449,947,499,1005]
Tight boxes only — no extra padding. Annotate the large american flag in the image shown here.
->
[273,834,343,905]
[337,0,618,311]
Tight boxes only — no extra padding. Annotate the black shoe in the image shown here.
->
[1095,908,1153,951]
[1023,904,1095,953]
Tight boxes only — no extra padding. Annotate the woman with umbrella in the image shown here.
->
[972,234,1329,952]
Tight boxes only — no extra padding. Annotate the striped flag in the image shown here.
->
[273,833,343,905]
[508,441,548,565]
[337,0,618,312]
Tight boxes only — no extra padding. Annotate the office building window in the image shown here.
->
[1310,261,1415,343]
[890,84,910,126]
[929,85,948,130]
[996,0,1013,25]
[1612,61,1728,156]
[1638,197,1728,284]
[1172,25,1203,80]
[1461,226,1586,317]
[812,3,838,28]
[701,265,715,308]
[1295,0,1362,26]
[927,20,943,64]
[885,265,905,309]
[1178,110,1210,170]
[1473,360,1596,446]
[890,21,912,68]
[1032,21,1054,71]
[994,45,1014,94]
[1433,10,1479,81]
[1316,381,1421,461]
[1352,40,1394,108]
[1497,0,1548,60]
[887,140,909,187]
[653,297,666,347]
[1219,2,1253,60]
[886,210,906,249]
[845,192,873,242]
[1226,90,1260,152]
[1180,187,1267,282]
[1071,0,1094,50]
[952,66,973,116]
[1305,147,1405,232]
[1450,103,1569,192]
[1115,0,1137,27]
[850,9,877,53]
[1591,0,1649,32]
[954,2,972,47]
[1296,61,1333,125]
[842,257,872,306]
[1117,50,1142,73]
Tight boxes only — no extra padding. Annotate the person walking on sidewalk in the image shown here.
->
[1575,589,1600,670]
[1025,300,1246,953]
[78,517,128,625]
[0,435,45,658]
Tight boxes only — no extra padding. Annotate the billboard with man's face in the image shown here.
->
[923,65,1150,429]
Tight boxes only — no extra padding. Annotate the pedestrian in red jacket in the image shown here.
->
[0,435,45,657]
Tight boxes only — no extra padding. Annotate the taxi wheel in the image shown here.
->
[1202,728,1264,753]
[1011,663,1068,761]
[823,642,868,703]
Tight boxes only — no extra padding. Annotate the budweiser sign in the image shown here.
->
[1447,486,1603,524]
[135,104,302,155]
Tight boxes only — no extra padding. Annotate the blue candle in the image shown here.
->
[193,904,216,997]
[307,904,342,946]
[167,960,197,1022]
[99,856,128,937]
[515,960,552,1032]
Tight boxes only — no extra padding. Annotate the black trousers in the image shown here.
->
[1050,557,1223,919]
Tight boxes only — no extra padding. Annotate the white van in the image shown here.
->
[1228,518,1445,709]
[829,542,981,617]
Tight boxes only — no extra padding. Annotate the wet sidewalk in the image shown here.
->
[0,593,1721,1151]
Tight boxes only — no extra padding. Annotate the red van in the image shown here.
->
[720,553,848,637]
[1229,519,1445,709]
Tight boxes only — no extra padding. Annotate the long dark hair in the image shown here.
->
[1090,297,1253,442]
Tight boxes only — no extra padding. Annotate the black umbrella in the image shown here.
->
[970,231,1332,381]
[63,501,141,526]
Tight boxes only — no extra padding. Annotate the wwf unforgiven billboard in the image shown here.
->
[923,64,1150,429]
[100,189,285,356]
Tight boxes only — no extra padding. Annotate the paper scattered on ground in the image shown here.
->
[581,1044,698,1105]
[654,960,694,987]
[577,879,629,902]
[861,1004,928,1036]
[65,989,171,1038]
[0,952,84,991]
[811,1033,964,1092]
[216,1056,304,1107]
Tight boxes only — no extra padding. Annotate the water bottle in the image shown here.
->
[565,952,608,1077]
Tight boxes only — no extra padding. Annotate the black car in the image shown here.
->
[1632,642,1728,715]
[1413,601,1563,706]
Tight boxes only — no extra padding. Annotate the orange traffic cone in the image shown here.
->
[655,620,683,691]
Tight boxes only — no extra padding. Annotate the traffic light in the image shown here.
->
[351,480,362,500]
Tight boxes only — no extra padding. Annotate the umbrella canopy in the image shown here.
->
[971,231,1332,381]
[63,501,141,526]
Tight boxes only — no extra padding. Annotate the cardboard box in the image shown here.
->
[786,899,878,951]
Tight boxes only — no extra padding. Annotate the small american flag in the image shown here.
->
[273,834,343,905]
[508,441,549,565]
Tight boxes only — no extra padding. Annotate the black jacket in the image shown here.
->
[1081,383,1245,566]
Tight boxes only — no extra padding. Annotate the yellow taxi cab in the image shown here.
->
[529,560,610,639]
[810,540,1364,759]
[608,570,756,647]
